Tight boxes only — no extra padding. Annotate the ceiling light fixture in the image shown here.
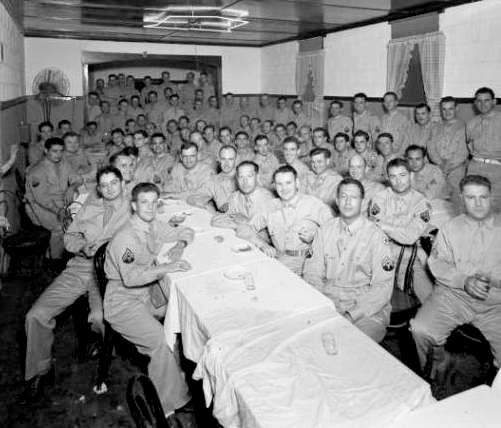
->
[144,6,249,33]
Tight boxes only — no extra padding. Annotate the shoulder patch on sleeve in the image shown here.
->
[122,248,135,264]
[382,256,395,271]
[370,202,381,217]
[419,209,431,223]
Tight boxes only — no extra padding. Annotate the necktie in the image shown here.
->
[146,223,159,254]
[102,204,114,227]
[244,195,253,216]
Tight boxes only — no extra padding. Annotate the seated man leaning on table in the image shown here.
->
[303,177,394,342]
[163,142,215,200]
[410,175,501,372]
[211,160,275,231]
[186,144,238,213]
[238,165,332,276]
[104,182,195,420]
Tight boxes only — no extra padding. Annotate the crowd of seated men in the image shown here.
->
[19,70,501,420]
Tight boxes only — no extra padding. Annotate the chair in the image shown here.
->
[385,243,422,374]
[126,374,174,428]
[93,242,148,393]
[0,188,51,280]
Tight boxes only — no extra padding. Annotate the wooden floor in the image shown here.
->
[0,267,494,428]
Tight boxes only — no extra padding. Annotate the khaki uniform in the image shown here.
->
[25,158,75,258]
[204,107,221,128]
[381,110,411,156]
[64,149,93,177]
[104,216,193,413]
[274,108,292,126]
[410,163,450,201]
[369,187,433,302]
[163,107,186,127]
[236,148,255,164]
[409,122,435,148]
[95,112,115,135]
[327,114,353,140]
[25,195,130,380]
[251,193,332,275]
[287,159,313,193]
[179,82,196,108]
[331,149,355,176]
[28,142,45,166]
[353,110,381,147]
[305,169,343,207]
[220,102,240,129]
[290,112,309,129]
[254,152,280,189]
[467,110,501,211]
[256,105,276,122]
[144,102,165,127]
[428,119,468,207]
[359,149,380,180]
[227,187,275,219]
[303,216,394,342]
[163,162,214,198]
[373,154,398,183]
[203,173,238,212]
[135,153,175,191]
[411,213,501,367]
[360,178,386,216]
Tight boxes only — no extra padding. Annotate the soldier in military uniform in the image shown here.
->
[22,166,130,401]
[303,177,394,342]
[104,182,194,417]
[305,147,343,207]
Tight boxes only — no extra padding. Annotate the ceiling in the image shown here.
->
[23,0,477,47]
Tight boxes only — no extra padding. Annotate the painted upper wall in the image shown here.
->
[441,0,501,97]
[0,2,24,101]
[324,23,390,98]
[24,38,261,96]
[261,41,298,95]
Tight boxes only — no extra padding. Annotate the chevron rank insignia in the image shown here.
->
[419,209,430,223]
[382,256,395,271]
[122,248,135,264]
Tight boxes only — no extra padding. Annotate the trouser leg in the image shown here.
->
[25,268,87,380]
[86,273,104,336]
[410,287,474,369]
[446,166,466,211]
[472,304,501,366]
[104,293,191,414]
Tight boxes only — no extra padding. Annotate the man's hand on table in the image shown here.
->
[259,243,277,258]
[464,275,489,300]
[158,260,192,274]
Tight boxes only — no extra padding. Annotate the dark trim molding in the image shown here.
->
[0,96,28,111]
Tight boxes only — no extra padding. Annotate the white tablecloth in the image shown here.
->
[195,315,434,428]
[390,384,498,428]
[158,199,213,233]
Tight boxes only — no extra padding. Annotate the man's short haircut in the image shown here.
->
[126,118,136,125]
[440,96,457,107]
[86,121,97,128]
[144,75,151,80]
[292,99,303,106]
[283,136,300,147]
[88,91,99,98]
[219,144,237,156]
[109,150,129,166]
[151,132,165,141]
[353,130,369,141]
[44,137,64,150]
[39,121,54,132]
[334,132,350,142]
[263,119,274,126]
[387,158,410,174]
[310,147,331,159]
[405,144,427,158]
[96,165,123,184]
[313,127,328,137]
[239,114,250,121]
[353,92,368,101]
[415,103,431,113]
[383,91,398,100]
[254,134,269,144]
[111,128,125,136]
[474,87,495,99]
[178,115,189,123]
[167,119,178,127]
[275,123,286,131]
[278,96,286,102]
[337,177,365,199]
[62,131,79,140]
[58,119,71,128]
[273,164,298,181]
[131,94,140,100]
[147,90,158,97]
[131,182,160,202]
[330,100,343,108]
[203,124,215,133]
[119,98,128,104]
[377,132,394,143]
[250,116,261,123]
[460,174,492,193]
[237,160,259,174]
[286,121,298,129]
[133,129,148,138]
[180,142,199,153]
[123,146,139,158]
[219,126,232,135]
[170,94,179,100]
[235,130,249,140]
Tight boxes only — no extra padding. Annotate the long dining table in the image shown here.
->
[158,199,434,428]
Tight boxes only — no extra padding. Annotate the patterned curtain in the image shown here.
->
[386,38,414,98]
[295,49,325,128]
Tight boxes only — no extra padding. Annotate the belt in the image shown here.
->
[282,249,311,257]
[472,156,501,166]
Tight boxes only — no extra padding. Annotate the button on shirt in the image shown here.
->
[429,214,501,294]
[164,162,214,196]
[306,169,343,207]
[466,110,501,159]
[303,216,394,322]
[227,187,276,220]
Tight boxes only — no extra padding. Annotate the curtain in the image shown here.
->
[295,49,325,128]
[416,32,446,122]
[386,38,414,98]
